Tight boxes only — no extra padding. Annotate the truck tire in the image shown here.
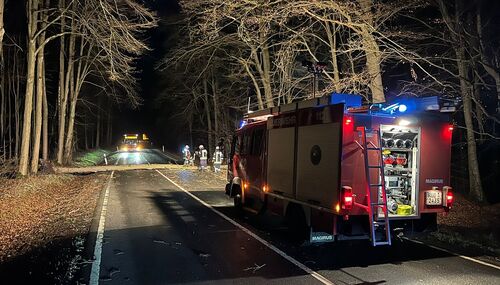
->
[234,193,243,210]
[285,204,309,243]
[232,185,244,215]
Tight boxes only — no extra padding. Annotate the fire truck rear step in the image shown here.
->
[358,127,392,246]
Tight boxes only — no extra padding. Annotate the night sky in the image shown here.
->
[115,0,180,149]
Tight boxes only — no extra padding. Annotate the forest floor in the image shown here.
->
[71,149,111,167]
[0,173,108,284]
[414,193,500,263]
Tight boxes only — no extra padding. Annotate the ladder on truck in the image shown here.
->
[358,127,391,246]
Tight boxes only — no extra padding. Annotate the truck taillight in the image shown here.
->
[443,186,453,208]
[446,192,453,206]
[341,186,353,210]
[343,116,354,133]
[443,124,454,140]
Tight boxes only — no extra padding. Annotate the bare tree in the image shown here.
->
[0,0,4,54]
[19,0,40,175]
[30,0,50,173]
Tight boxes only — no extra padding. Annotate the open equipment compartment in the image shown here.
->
[380,124,420,217]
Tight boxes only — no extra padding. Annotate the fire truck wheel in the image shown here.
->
[234,194,244,214]
[285,204,309,243]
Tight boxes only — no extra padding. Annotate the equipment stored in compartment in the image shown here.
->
[381,125,419,216]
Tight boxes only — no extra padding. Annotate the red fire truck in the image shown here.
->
[225,94,455,246]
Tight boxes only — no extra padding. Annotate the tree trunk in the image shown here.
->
[211,74,219,143]
[242,59,264,110]
[473,75,484,141]
[325,21,341,93]
[30,49,43,173]
[358,0,385,103]
[188,116,193,148]
[251,40,274,109]
[31,0,49,173]
[7,67,11,159]
[458,61,483,201]
[261,41,274,108]
[42,63,48,160]
[19,0,39,175]
[95,103,100,148]
[1,53,4,156]
[84,114,88,150]
[455,22,483,202]
[14,50,21,159]
[0,0,4,56]
[106,99,112,146]
[203,77,213,153]
[63,89,77,162]
[64,37,88,162]
[57,0,69,164]
[439,0,484,201]
[60,30,76,163]
[0,0,5,159]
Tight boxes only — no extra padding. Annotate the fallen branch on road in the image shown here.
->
[54,164,188,174]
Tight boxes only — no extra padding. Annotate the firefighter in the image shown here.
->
[213,146,223,173]
[199,145,208,171]
[182,145,191,165]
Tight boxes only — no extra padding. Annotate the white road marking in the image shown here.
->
[155,170,335,285]
[90,171,115,285]
[404,237,500,271]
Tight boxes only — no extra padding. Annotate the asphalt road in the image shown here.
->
[89,150,500,285]
[105,149,178,165]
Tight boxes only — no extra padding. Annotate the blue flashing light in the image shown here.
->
[330,93,362,108]
[398,104,407,113]
[382,103,398,112]
[239,120,247,128]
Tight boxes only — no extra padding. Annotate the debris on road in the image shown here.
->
[244,263,266,273]
[152,239,171,246]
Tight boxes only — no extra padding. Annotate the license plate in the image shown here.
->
[425,191,442,205]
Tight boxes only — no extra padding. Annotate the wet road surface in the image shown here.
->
[89,151,500,284]
[104,149,178,165]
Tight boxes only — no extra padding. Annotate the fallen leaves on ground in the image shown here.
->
[432,193,500,255]
[0,174,107,263]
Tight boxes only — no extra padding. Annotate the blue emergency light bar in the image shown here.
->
[330,93,362,108]
[241,94,454,128]
[330,93,450,114]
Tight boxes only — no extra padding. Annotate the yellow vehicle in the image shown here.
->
[119,134,149,152]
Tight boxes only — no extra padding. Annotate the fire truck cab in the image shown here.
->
[226,94,455,246]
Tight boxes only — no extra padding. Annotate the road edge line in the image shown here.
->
[155,170,335,285]
[89,170,115,285]
[403,237,500,270]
